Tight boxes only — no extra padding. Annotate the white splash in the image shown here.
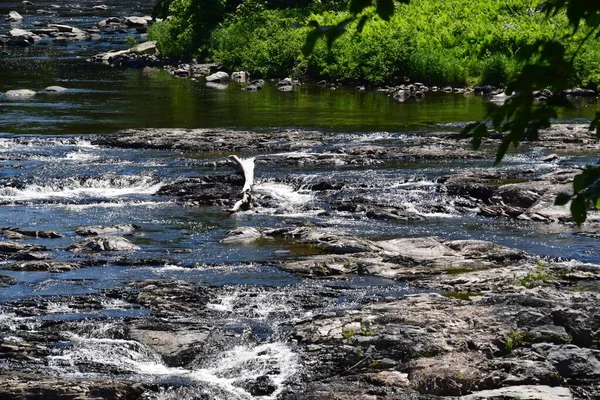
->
[0,176,162,202]
[254,181,314,214]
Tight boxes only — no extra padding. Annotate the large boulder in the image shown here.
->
[67,236,140,252]
[205,71,229,82]
[132,41,157,55]
[6,11,23,22]
[4,89,36,97]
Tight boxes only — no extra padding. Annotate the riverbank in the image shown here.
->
[146,0,600,88]
[0,125,599,398]
[2,2,600,398]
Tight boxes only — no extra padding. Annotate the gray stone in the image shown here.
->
[67,236,140,252]
[6,11,23,22]
[4,89,36,97]
[44,85,68,93]
[462,385,572,400]
[132,40,157,55]
[75,224,141,236]
[206,71,229,82]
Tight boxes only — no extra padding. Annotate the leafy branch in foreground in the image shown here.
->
[302,0,408,56]
[461,1,600,224]
[303,0,600,224]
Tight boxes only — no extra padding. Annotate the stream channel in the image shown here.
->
[1,1,600,399]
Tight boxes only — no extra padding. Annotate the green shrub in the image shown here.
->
[149,0,227,59]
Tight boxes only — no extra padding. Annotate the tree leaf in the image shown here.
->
[357,15,369,33]
[349,0,373,15]
[570,195,587,225]
[554,193,572,206]
[376,0,395,21]
[302,30,321,57]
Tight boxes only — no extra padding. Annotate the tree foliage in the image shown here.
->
[303,0,600,224]
[459,0,600,224]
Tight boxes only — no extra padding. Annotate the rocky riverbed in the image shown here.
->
[0,123,598,399]
[3,2,600,398]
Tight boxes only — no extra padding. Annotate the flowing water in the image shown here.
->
[2,1,600,398]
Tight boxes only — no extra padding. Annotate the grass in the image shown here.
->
[153,0,600,87]
[206,0,597,87]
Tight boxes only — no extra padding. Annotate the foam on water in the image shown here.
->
[0,175,162,202]
[49,332,298,400]
[254,181,314,215]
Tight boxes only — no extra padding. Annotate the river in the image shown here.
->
[1,1,600,399]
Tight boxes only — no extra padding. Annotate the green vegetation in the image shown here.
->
[150,0,599,88]
[518,265,558,288]
[504,331,529,352]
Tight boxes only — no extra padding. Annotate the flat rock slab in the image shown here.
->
[95,128,327,153]
[75,224,141,236]
[4,89,36,97]
[462,385,573,400]
[67,236,140,252]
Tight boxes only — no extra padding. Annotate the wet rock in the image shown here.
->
[2,260,83,272]
[8,28,40,44]
[43,85,68,93]
[129,326,210,366]
[232,70,248,82]
[75,224,141,237]
[132,40,157,55]
[462,385,573,400]
[6,11,23,22]
[124,16,149,28]
[67,236,140,252]
[546,344,600,381]
[0,275,15,287]
[246,79,265,91]
[206,71,229,82]
[0,241,46,254]
[157,174,243,206]
[0,371,144,400]
[95,128,327,153]
[126,280,210,316]
[4,89,36,97]
[242,375,277,396]
[1,227,62,239]
[221,227,263,244]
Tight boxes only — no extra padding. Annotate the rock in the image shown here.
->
[67,236,140,252]
[47,24,77,33]
[546,344,600,380]
[241,375,277,396]
[132,40,157,55]
[246,79,265,91]
[3,261,82,272]
[205,71,229,82]
[0,372,144,400]
[129,327,209,366]
[74,224,141,236]
[232,71,248,82]
[462,385,573,400]
[43,85,68,93]
[6,11,23,22]
[4,89,36,97]
[8,28,40,44]
[0,227,62,239]
[124,16,148,27]
[0,242,46,253]
[221,227,263,244]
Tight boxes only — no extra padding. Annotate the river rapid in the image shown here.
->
[2,1,600,399]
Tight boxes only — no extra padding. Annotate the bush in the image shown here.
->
[148,0,226,60]
[209,9,308,78]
